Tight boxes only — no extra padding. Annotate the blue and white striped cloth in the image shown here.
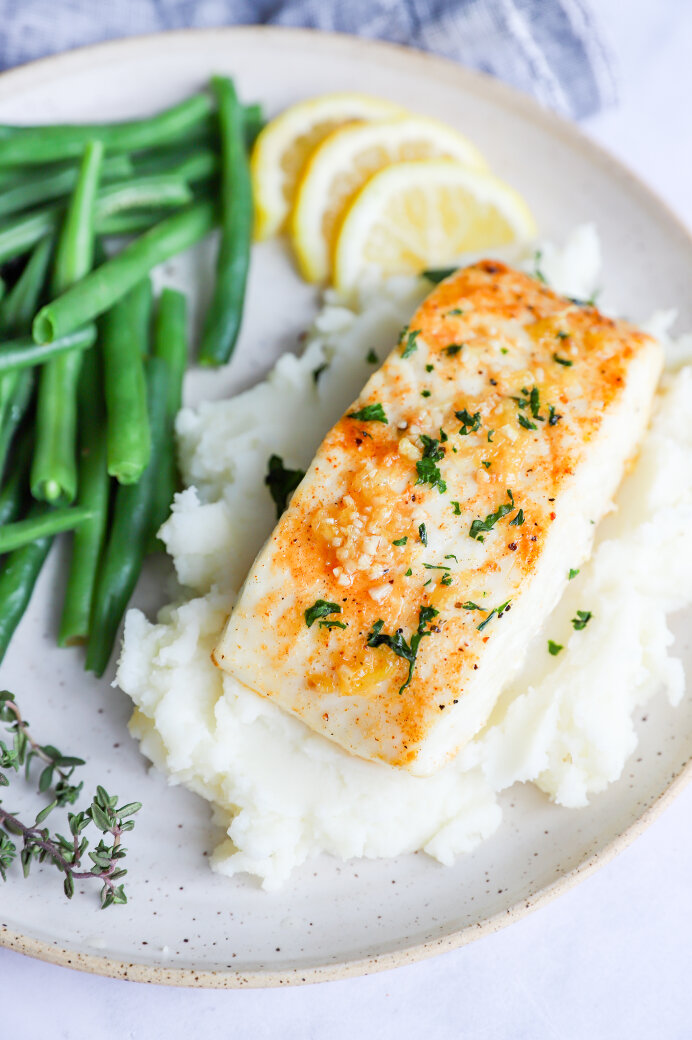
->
[0,0,616,120]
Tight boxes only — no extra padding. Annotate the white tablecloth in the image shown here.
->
[1,1,690,1035]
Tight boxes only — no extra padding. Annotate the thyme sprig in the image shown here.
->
[0,690,141,908]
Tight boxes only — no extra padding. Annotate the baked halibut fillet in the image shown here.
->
[214,261,663,775]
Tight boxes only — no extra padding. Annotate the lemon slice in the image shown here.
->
[251,93,405,240]
[291,116,489,283]
[333,159,537,291]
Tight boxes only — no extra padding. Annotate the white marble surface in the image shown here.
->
[1,2,691,1035]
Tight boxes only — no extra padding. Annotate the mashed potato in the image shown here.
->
[117,227,692,890]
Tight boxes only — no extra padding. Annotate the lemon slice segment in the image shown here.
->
[251,92,405,240]
[291,116,489,283]
[333,159,537,291]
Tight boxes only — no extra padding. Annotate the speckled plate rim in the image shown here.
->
[0,25,691,989]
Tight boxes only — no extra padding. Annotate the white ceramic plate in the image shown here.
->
[0,27,691,988]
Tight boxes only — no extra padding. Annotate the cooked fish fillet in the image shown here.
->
[214,261,663,775]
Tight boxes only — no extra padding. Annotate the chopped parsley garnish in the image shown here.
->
[265,454,305,518]
[405,568,413,576]
[423,266,458,284]
[500,347,509,355]
[423,563,451,571]
[400,328,421,358]
[461,601,483,611]
[533,250,547,284]
[528,387,542,418]
[548,640,564,656]
[487,429,494,442]
[418,522,428,545]
[547,404,561,426]
[469,489,515,540]
[441,573,452,586]
[509,508,524,526]
[321,619,348,630]
[571,610,592,630]
[347,402,388,423]
[477,599,511,632]
[421,389,431,398]
[518,413,537,431]
[439,428,448,442]
[568,568,580,580]
[393,536,408,546]
[305,600,343,628]
[444,344,464,357]
[481,460,491,469]
[444,554,458,561]
[447,307,464,316]
[553,353,573,367]
[416,436,447,493]
[366,349,378,364]
[456,408,481,435]
[556,330,569,340]
[426,363,435,372]
[451,501,462,515]
[367,605,440,693]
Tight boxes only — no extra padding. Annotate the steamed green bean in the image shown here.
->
[199,77,252,366]
[33,200,216,343]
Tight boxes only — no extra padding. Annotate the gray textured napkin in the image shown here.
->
[0,0,615,119]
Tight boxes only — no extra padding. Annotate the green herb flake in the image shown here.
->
[305,600,342,628]
[347,402,388,424]
[469,489,515,540]
[418,522,428,545]
[553,353,573,367]
[441,573,452,586]
[548,404,561,426]
[518,413,537,431]
[423,563,451,571]
[393,536,408,546]
[456,408,481,435]
[405,568,413,576]
[556,330,569,340]
[367,605,440,693]
[447,308,464,316]
[444,554,458,561]
[487,429,495,442]
[416,437,447,494]
[533,250,547,284]
[265,454,306,518]
[444,343,464,357]
[366,349,378,364]
[401,328,421,358]
[500,347,509,355]
[477,599,511,632]
[568,568,580,580]
[423,266,457,284]
[571,610,592,630]
[426,363,435,373]
[451,501,462,516]
[439,428,448,442]
[509,508,524,527]
[461,601,483,611]
[548,640,564,656]
[321,619,348,630]
[481,460,491,469]
[421,389,431,398]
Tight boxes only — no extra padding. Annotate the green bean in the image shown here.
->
[0,277,4,301]
[0,369,33,485]
[149,288,187,542]
[0,172,199,265]
[0,236,53,335]
[0,430,31,527]
[133,146,218,181]
[243,103,265,148]
[0,325,96,373]
[0,153,132,221]
[0,94,214,166]
[0,505,94,553]
[199,77,252,366]
[0,511,53,664]
[95,210,174,237]
[58,347,110,646]
[102,280,152,483]
[32,141,103,504]
[33,200,216,343]
[86,356,169,676]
